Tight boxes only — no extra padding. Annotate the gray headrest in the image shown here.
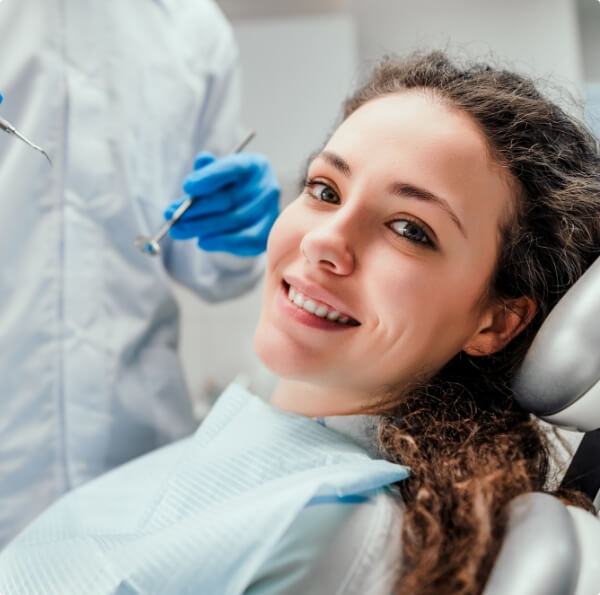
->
[513,256,600,431]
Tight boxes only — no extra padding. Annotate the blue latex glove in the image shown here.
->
[0,93,3,104]
[164,152,280,257]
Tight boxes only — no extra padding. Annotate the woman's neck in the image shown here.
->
[269,378,375,417]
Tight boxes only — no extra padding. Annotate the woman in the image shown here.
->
[1,51,599,595]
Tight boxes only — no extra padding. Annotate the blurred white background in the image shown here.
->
[171,0,600,419]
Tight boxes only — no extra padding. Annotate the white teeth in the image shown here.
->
[315,305,328,318]
[303,299,317,313]
[286,283,355,325]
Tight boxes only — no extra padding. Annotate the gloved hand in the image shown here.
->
[0,93,3,104]
[164,152,280,257]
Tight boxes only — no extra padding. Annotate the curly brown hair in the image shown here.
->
[342,51,600,595]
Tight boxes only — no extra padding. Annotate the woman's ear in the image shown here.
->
[462,296,537,356]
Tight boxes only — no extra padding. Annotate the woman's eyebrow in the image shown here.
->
[316,150,352,177]
[388,182,467,238]
[316,150,466,238]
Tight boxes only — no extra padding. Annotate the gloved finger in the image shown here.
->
[182,152,266,196]
[193,151,216,171]
[197,215,277,257]
[164,181,257,223]
[169,188,277,239]
[164,197,187,221]
[166,184,248,221]
[0,93,3,104]
[164,190,238,221]
[164,189,239,221]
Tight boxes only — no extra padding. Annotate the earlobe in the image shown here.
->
[462,296,537,357]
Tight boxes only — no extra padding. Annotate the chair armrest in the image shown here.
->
[482,493,579,595]
[567,506,600,595]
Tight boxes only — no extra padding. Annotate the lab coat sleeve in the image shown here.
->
[163,18,265,302]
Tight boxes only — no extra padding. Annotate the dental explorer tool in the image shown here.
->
[0,116,52,165]
[134,130,256,257]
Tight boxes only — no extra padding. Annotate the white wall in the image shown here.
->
[578,0,600,82]
[348,0,585,97]
[234,14,358,194]
[577,0,600,137]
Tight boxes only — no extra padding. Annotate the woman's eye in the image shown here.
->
[389,219,433,246]
[305,180,340,204]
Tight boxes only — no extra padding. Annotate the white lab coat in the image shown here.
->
[0,0,264,546]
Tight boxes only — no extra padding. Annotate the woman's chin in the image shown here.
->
[254,331,296,378]
[253,324,316,381]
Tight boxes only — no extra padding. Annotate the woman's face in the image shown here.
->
[254,92,515,414]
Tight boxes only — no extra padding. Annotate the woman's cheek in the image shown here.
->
[267,205,305,263]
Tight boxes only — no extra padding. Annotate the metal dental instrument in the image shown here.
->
[135,130,256,257]
[0,116,52,165]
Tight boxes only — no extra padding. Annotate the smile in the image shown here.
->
[283,282,360,326]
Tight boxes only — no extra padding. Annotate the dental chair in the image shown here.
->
[483,255,600,595]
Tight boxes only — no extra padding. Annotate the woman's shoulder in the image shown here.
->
[246,489,404,595]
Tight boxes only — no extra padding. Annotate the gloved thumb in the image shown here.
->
[193,151,216,171]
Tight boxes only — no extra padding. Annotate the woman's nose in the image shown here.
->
[300,223,356,275]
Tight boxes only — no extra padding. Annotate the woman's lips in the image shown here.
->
[282,275,360,324]
[277,282,360,331]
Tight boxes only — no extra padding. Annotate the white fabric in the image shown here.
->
[248,490,405,595]
[0,383,410,594]
[319,414,382,458]
[0,0,264,547]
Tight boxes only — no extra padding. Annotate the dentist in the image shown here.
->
[0,0,278,547]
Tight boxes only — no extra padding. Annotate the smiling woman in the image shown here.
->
[255,90,528,418]
[255,51,600,593]
[1,51,600,595]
